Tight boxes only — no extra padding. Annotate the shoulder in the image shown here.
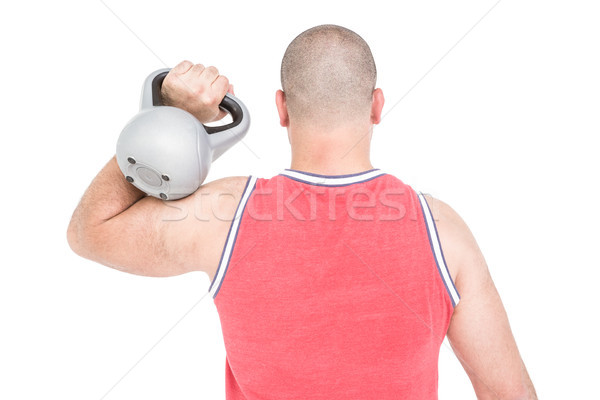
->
[197,175,250,194]
[179,176,251,220]
[423,194,537,397]
[421,195,472,246]
[421,194,485,289]
[159,176,251,277]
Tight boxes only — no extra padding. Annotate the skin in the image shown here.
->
[67,60,537,399]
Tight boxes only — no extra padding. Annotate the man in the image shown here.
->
[68,25,536,399]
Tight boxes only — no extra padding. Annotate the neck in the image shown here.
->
[288,124,374,175]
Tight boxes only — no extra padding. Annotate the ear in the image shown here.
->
[275,90,289,127]
[370,88,385,125]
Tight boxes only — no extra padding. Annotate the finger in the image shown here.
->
[212,75,230,99]
[201,66,220,83]
[215,108,229,121]
[172,60,194,74]
[189,63,205,78]
[228,84,235,96]
[211,76,230,121]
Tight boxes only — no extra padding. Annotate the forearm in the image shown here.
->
[67,156,145,251]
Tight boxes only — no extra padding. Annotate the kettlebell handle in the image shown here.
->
[144,69,245,135]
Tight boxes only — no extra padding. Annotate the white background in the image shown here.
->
[1,0,598,398]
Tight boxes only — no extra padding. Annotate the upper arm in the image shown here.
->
[80,176,248,278]
[424,195,536,400]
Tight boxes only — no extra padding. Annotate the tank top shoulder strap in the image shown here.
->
[417,192,461,307]
[209,176,258,298]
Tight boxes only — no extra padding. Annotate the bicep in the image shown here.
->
[84,196,182,276]
[429,196,534,399]
[88,191,229,277]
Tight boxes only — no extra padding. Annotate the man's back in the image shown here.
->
[67,24,536,399]
[211,170,458,399]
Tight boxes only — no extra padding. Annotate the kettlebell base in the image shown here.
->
[122,161,173,200]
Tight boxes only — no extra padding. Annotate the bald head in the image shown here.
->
[280,25,377,128]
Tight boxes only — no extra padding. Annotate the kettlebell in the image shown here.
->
[116,68,250,200]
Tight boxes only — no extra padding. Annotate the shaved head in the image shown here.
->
[280,25,377,128]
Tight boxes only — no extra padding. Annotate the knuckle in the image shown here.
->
[178,60,193,69]
[193,87,206,98]
[171,60,193,76]
[201,92,215,103]
[202,92,219,106]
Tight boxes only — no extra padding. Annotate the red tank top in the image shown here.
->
[209,169,460,399]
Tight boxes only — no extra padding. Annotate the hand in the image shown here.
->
[161,60,235,124]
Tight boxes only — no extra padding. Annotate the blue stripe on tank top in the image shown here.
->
[417,192,460,307]
[209,176,258,298]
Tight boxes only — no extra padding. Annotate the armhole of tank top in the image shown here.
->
[417,192,461,307]
[208,176,258,299]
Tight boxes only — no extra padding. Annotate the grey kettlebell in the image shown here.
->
[116,68,250,200]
